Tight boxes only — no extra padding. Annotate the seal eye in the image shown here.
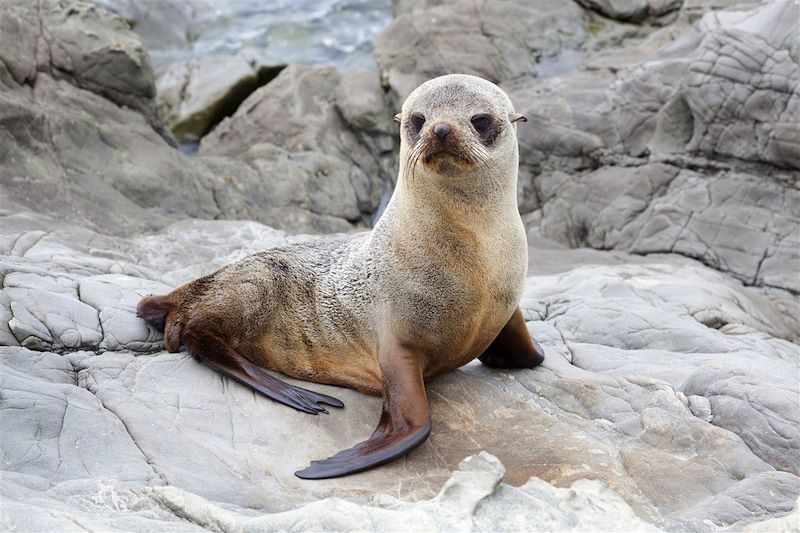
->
[409,113,425,134]
[471,115,492,135]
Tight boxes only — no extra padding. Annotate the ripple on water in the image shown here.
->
[147,0,393,75]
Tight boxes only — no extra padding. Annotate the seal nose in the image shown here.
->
[433,122,451,139]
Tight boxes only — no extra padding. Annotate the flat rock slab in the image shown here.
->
[1,211,798,531]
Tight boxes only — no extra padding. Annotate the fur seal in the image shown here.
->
[137,74,545,479]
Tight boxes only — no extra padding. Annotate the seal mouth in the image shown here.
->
[422,149,475,168]
[404,135,490,185]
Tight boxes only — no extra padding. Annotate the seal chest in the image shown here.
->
[137,74,545,480]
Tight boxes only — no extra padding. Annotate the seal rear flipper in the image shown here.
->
[137,295,173,333]
[295,345,431,479]
[182,327,344,415]
[479,307,545,369]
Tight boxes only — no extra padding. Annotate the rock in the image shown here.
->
[89,0,210,74]
[142,453,661,532]
[374,0,596,106]
[0,448,658,532]
[201,64,397,216]
[530,163,800,294]
[574,0,682,22]
[0,0,166,139]
[156,50,285,143]
[742,497,800,533]
[504,0,800,294]
[1,211,798,530]
[0,1,386,235]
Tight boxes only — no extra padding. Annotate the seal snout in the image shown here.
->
[433,122,451,139]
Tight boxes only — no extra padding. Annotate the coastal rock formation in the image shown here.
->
[200,65,397,198]
[156,50,285,143]
[0,0,797,531]
[1,211,797,530]
[508,0,800,294]
[0,0,387,235]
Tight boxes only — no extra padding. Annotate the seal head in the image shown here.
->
[395,74,526,187]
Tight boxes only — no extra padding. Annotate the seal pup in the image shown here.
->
[137,74,545,479]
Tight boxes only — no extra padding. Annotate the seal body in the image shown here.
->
[138,74,543,479]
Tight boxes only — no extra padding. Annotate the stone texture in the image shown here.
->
[1,211,798,531]
[156,50,285,143]
[0,0,166,137]
[200,64,398,202]
[375,0,595,106]
[0,0,387,235]
[89,0,210,73]
[505,0,800,294]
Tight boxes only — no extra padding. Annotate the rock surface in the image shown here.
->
[509,0,800,295]
[1,0,799,531]
[1,211,798,531]
[0,0,389,235]
[156,50,285,144]
[200,64,398,196]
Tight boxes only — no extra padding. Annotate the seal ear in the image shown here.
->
[393,113,402,124]
[509,113,527,123]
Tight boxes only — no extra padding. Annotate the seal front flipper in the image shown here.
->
[295,344,431,479]
[182,326,344,415]
[479,307,545,369]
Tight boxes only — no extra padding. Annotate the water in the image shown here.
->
[147,0,393,74]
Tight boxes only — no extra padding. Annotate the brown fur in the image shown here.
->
[138,74,543,479]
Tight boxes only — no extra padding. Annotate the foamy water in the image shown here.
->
[147,0,393,73]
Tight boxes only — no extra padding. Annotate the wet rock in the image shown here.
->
[156,50,285,143]
[89,0,210,73]
[0,0,166,138]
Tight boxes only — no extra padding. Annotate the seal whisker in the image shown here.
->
[409,141,424,189]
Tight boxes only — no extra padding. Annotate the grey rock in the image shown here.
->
[143,453,660,532]
[0,1,384,235]
[374,0,595,106]
[201,64,397,217]
[504,0,800,294]
[0,449,658,532]
[89,0,210,74]
[0,349,160,486]
[0,0,166,139]
[742,497,800,532]
[156,50,285,143]
[1,211,798,531]
[532,163,800,294]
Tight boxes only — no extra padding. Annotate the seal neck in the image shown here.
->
[377,169,520,239]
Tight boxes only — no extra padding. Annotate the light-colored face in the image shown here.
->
[396,74,526,188]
